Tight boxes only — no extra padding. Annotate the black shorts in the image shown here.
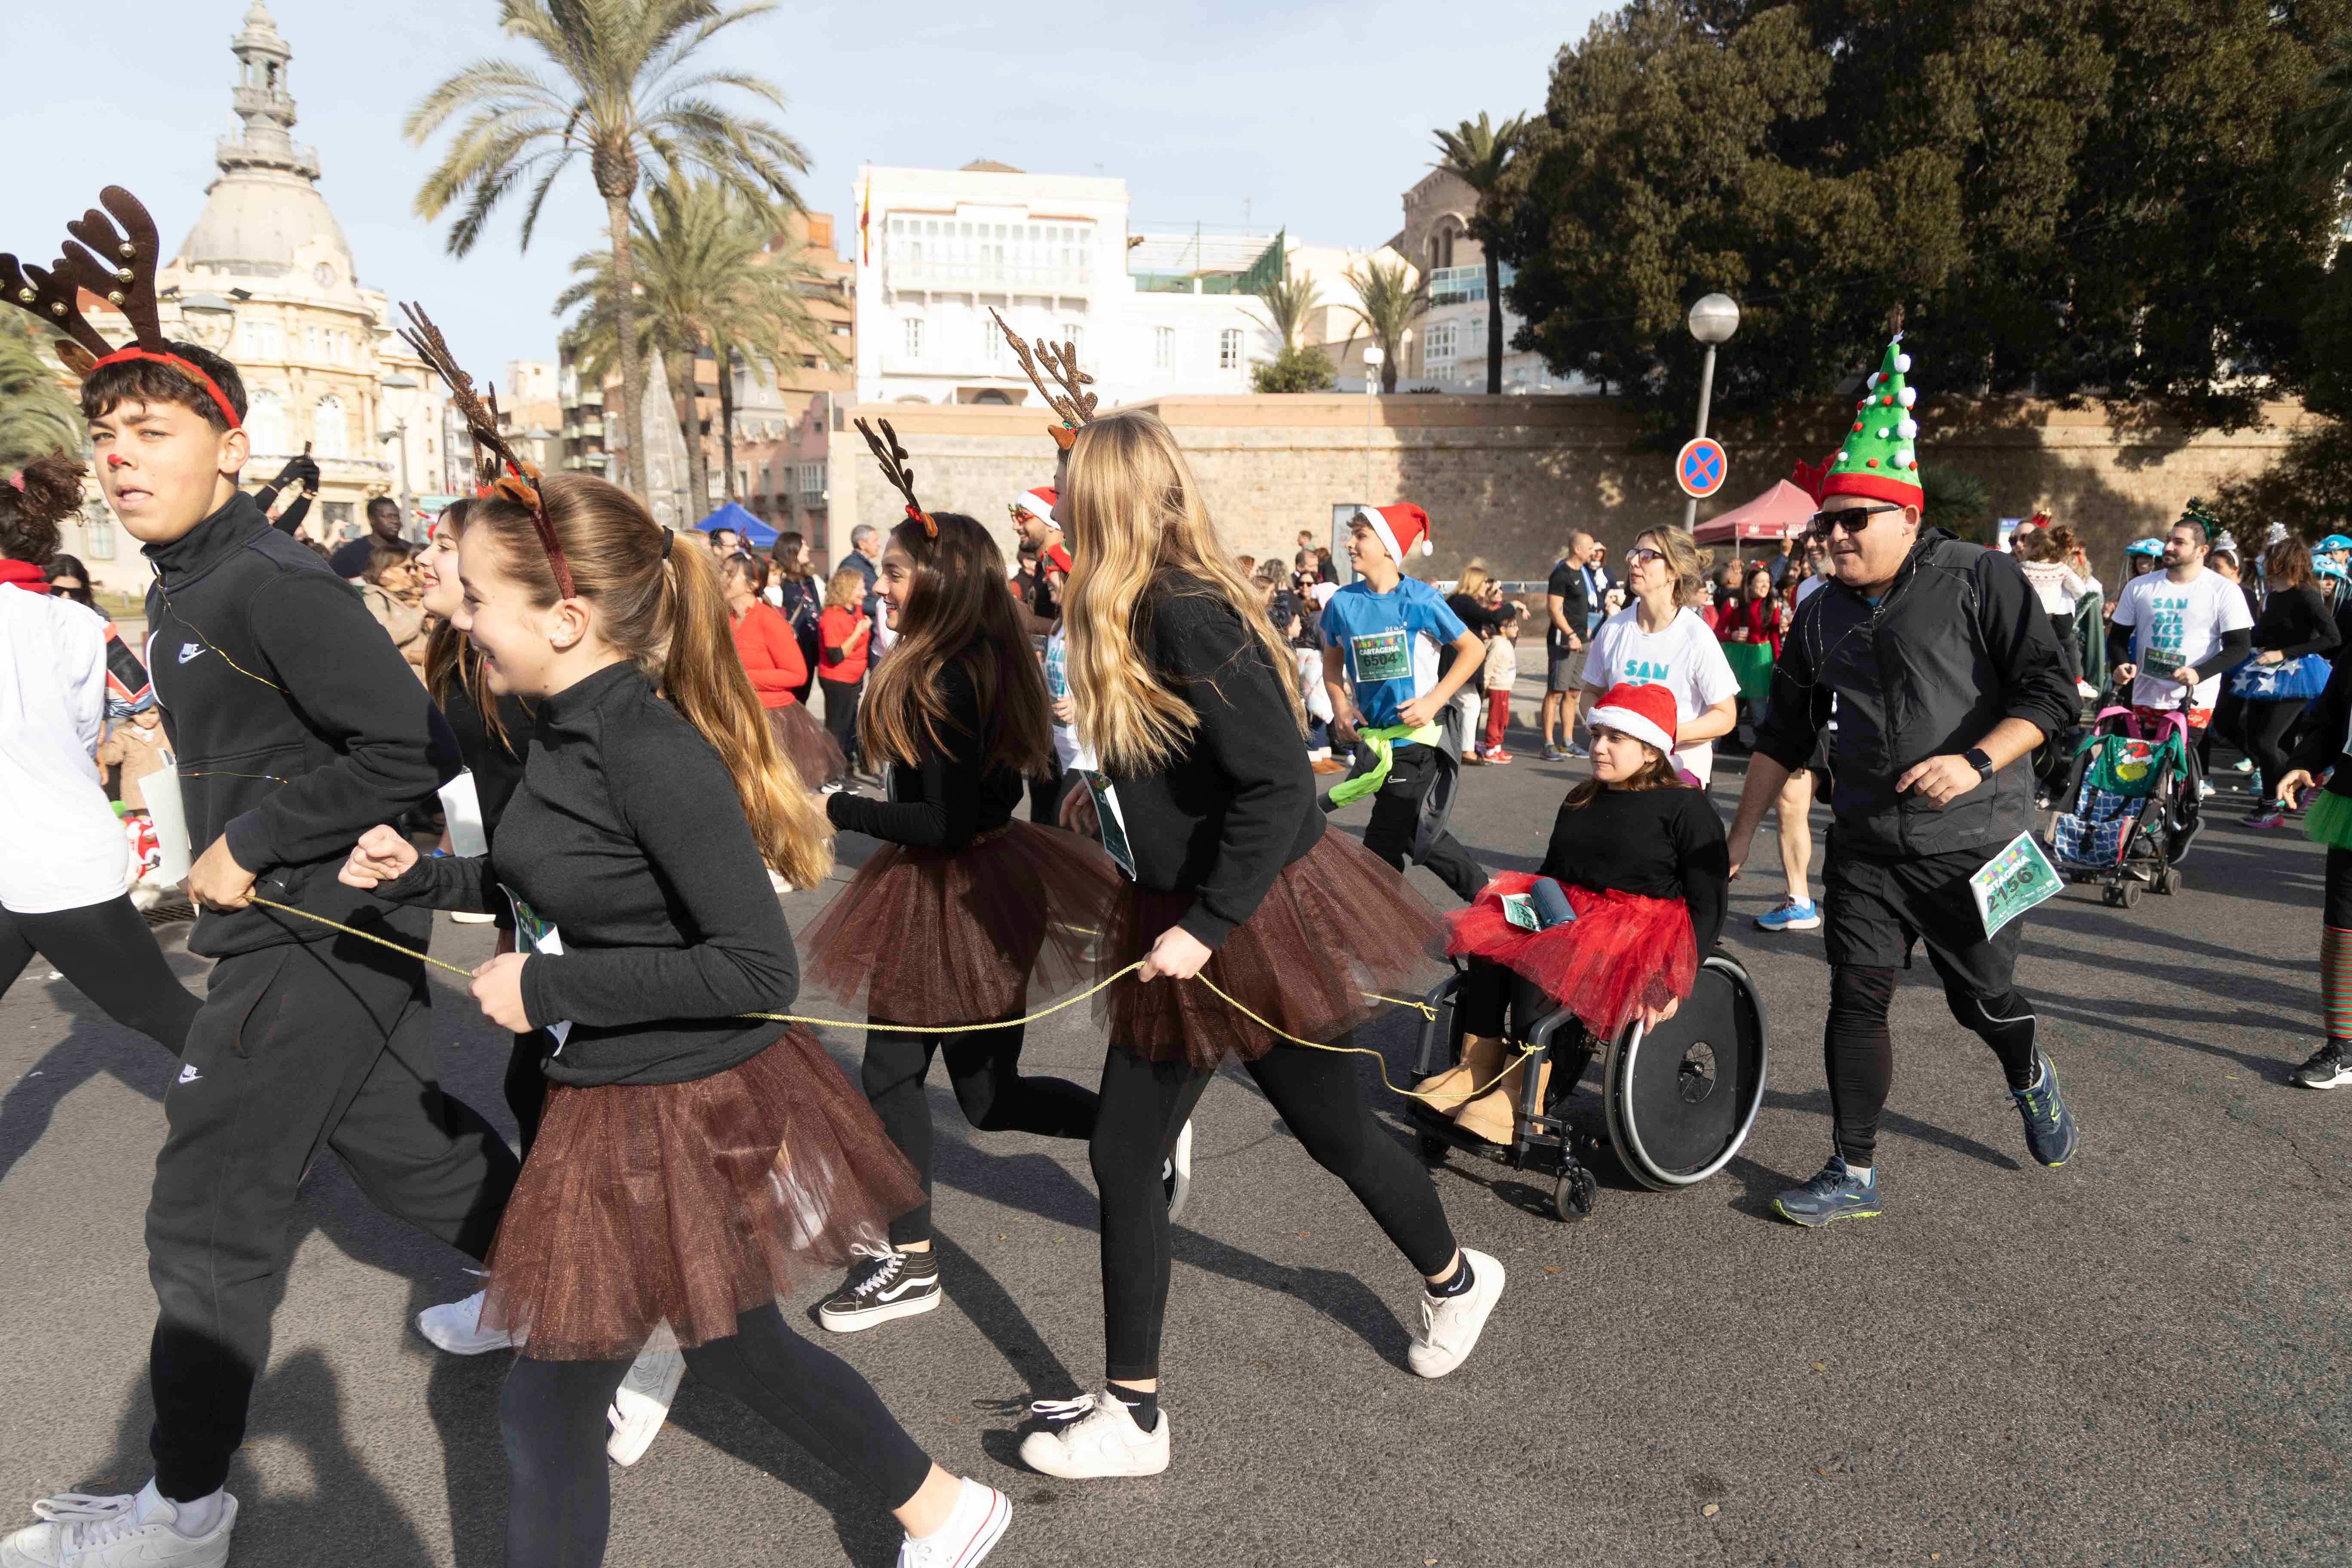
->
[1820,837,2023,998]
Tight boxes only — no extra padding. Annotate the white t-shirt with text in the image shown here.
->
[1582,605,1742,785]
[2110,568,2254,710]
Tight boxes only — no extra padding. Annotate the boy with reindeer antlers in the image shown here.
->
[0,188,519,1568]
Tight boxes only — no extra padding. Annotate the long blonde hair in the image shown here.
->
[1635,525,1713,607]
[470,475,832,888]
[1455,563,1492,600]
[1062,410,1306,773]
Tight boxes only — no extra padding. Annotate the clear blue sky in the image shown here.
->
[0,0,1602,372]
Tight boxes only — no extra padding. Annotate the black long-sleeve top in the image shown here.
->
[2288,646,2352,800]
[145,490,458,959]
[380,661,800,1086]
[1542,785,1729,954]
[1447,591,1507,636]
[824,653,1021,849]
[2251,585,2341,661]
[2104,618,2254,679]
[1109,576,1323,948]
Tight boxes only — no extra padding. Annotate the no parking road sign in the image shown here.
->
[1676,437,1728,500]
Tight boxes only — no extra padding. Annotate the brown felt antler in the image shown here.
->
[57,186,165,353]
[854,416,935,536]
[396,301,576,597]
[0,253,112,364]
[987,307,1096,450]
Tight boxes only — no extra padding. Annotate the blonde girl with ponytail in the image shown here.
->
[1577,524,1742,787]
[337,472,1015,1566]
[1019,410,1504,1483]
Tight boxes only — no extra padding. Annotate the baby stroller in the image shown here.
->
[1406,956,1767,1222]
[2047,700,2201,906]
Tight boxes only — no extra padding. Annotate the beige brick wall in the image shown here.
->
[832,395,2311,583]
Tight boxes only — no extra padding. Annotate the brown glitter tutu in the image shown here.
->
[800,818,1124,1028]
[766,699,846,792]
[482,1028,922,1361]
[1101,828,1448,1069]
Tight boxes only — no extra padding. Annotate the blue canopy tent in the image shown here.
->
[697,500,775,548]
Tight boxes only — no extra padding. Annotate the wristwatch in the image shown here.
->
[1962,746,1994,778]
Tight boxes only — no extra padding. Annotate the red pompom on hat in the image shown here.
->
[1352,502,1432,563]
[1586,683,1679,759]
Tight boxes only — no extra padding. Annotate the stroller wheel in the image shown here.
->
[1552,1164,1596,1222]
[2155,867,2182,895]
[2103,880,2142,909]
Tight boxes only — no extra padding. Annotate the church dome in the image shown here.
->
[172,1,354,280]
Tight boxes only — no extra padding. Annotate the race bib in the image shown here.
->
[1500,893,1540,932]
[1970,833,2064,939]
[1044,636,1069,702]
[502,887,573,1052]
[1080,772,1136,881]
[1351,628,1412,685]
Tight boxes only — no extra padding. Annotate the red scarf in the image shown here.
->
[0,558,51,594]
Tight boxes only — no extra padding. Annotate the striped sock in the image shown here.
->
[2324,928,2352,1042]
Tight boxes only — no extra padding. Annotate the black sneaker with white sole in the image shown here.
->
[818,1249,942,1333]
[2295,1041,2352,1090]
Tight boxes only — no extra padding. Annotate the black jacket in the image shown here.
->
[145,492,458,958]
[1755,529,2076,857]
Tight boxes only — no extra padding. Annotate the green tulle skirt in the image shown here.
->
[2306,788,2352,851]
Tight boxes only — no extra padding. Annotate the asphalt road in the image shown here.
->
[2,737,2347,1567]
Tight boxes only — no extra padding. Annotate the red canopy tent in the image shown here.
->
[1692,479,1815,548]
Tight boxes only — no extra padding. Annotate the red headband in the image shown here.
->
[903,503,938,538]
[90,346,242,431]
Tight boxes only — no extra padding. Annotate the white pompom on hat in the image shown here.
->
[1352,503,1433,564]
[1586,682,1680,761]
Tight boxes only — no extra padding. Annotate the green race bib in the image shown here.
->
[1351,628,1412,685]
[1969,833,2064,938]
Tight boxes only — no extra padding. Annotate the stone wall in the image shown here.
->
[832,393,2312,582]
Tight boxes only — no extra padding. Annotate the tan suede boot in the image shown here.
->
[1453,1054,1551,1145]
[1415,1032,1504,1115]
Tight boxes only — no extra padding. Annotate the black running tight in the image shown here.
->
[2241,698,2309,805]
[0,896,202,1056]
[861,1020,1098,1246]
[1823,962,2040,1166]
[500,1303,931,1567]
[1091,1037,1459,1383]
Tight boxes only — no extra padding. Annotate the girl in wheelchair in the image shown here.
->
[1418,683,1729,1144]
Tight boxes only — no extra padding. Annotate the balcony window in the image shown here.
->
[1059,323,1084,357]
[1155,326,1175,370]
[1218,328,1242,371]
[799,462,824,500]
[903,318,924,359]
[1424,322,1457,368]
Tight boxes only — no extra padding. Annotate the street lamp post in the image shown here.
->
[1360,343,1383,502]
[1681,293,1740,530]
[378,371,418,538]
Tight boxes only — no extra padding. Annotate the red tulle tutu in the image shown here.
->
[1446,872,1696,1040]
[483,1028,922,1361]
[800,818,1124,1028]
[766,700,846,792]
[1102,828,1449,1069]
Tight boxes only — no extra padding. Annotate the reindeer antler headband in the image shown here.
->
[987,307,1096,451]
[854,417,935,538]
[395,303,576,598]
[0,186,243,429]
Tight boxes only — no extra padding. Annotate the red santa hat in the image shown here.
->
[1011,484,1059,527]
[1586,683,1679,760]
[1352,503,1432,564]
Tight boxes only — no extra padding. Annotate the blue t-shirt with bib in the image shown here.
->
[1318,576,1469,740]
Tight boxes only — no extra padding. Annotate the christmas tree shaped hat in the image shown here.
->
[1795,334,1924,507]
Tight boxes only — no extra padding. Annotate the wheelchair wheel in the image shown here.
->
[1602,956,1767,1191]
[1552,1164,1596,1222]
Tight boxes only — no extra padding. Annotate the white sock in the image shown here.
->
[138,1479,225,1537]
[1844,1163,1873,1182]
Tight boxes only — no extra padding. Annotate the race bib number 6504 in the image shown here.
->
[1351,628,1411,685]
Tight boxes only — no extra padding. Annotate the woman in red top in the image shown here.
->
[1713,564,1785,658]
[723,554,843,790]
[818,566,874,786]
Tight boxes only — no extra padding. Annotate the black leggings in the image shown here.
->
[2242,697,2309,804]
[1823,963,2040,1166]
[503,1033,546,1156]
[818,675,862,778]
[500,1303,931,1567]
[861,1020,1098,1246]
[1091,1038,1459,1383]
[1456,956,1559,1041]
[0,895,202,1056]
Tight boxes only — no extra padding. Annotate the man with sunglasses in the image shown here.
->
[1724,338,2080,1229]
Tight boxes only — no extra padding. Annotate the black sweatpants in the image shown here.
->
[147,938,521,1500]
[818,674,862,780]
[503,1032,548,1155]
[502,1303,931,1566]
[861,1020,1098,1246]
[1817,841,2041,1166]
[0,895,202,1056]
[2242,697,2310,805]
[1091,1038,1459,1383]
[1360,742,1484,903]
[1455,956,1561,1043]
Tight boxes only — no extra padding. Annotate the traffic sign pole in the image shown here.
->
[1682,342,1720,531]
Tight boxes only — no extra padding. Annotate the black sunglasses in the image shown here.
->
[1806,503,1903,541]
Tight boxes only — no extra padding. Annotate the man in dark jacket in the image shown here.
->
[1725,337,2080,1229]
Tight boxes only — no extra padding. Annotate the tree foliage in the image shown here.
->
[1251,344,1337,394]
[1431,111,1524,394]
[1497,0,2349,434]
[0,314,81,472]
[1246,270,1324,350]
[1341,258,1428,393]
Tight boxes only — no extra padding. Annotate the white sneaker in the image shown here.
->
[450,910,496,925]
[1,1482,236,1568]
[1017,1390,1170,1478]
[1162,1119,1194,1223]
[416,1288,513,1355]
[1407,1248,1506,1379]
[897,1478,1011,1568]
[606,1343,686,1466]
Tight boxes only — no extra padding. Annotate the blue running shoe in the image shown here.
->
[1772,1155,1881,1227]
[1754,897,1822,932]
[2011,1050,2077,1167]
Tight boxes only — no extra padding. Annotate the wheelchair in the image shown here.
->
[1407,954,1769,1222]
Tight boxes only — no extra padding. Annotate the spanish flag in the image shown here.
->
[859,173,871,266]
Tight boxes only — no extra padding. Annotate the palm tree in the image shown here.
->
[1341,258,1427,393]
[406,0,811,498]
[558,179,840,513]
[1247,270,1324,350]
[0,315,81,471]
[1430,111,1525,395]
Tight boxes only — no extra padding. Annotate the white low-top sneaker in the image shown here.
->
[1163,1118,1194,1223]
[1,1483,236,1568]
[897,1478,1011,1568]
[1407,1248,1506,1379]
[416,1287,513,1355]
[606,1343,687,1466]
[1017,1390,1170,1479]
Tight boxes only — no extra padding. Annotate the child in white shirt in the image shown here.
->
[1479,603,1524,764]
